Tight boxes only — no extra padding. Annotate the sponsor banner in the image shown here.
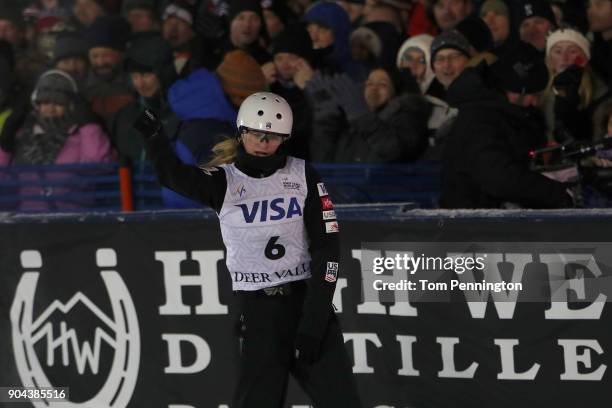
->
[0,214,611,408]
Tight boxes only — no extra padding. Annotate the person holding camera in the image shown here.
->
[135,92,362,408]
[440,42,574,209]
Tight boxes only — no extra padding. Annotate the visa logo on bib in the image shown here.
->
[236,197,303,223]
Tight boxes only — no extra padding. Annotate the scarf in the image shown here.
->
[12,113,76,165]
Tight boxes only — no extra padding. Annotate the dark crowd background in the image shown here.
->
[0,0,611,209]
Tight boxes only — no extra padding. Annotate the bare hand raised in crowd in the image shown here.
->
[293,58,314,90]
[261,62,278,86]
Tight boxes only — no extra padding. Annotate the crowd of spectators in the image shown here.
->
[0,0,610,209]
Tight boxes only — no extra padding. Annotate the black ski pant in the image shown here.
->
[233,281,362,408]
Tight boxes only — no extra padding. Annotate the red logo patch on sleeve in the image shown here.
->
[321,196,334,210]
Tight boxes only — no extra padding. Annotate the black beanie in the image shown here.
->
[229,0,263,22]
[85,16,131,52]
[261,0,297,25]
[490,41,549,94]
[516,0,556,28]
[125,33,178,91]
[271,23,314,63]
[125,33,173,70]
[455,15,493,53]
[53,31,88,63]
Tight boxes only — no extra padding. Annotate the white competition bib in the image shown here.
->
[219,157,312,290]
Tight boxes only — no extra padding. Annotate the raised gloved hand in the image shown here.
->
[304,73,341,119]
[553,65,583,109]
[133,109,162,140]
[294,333,321,365]
[328,74,369,122]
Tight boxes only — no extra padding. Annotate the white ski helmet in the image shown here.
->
[236,92,293,138]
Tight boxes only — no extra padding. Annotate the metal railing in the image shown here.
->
[0,162,442,213]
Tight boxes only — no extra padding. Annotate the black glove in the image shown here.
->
[294,333,321,365]
[328,74,369,122]
[133,109,162,140]
[553,65,583,109]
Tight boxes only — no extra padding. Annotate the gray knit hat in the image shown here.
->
[32,69,78,105]
[430,29,471,67]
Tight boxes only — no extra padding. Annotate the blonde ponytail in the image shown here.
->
[202,137,240,167]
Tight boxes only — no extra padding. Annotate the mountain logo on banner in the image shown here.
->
[10,249,140,408]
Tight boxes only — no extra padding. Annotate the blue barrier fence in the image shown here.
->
[0,162,442,212]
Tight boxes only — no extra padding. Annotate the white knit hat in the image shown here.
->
[546,28,591,61]
[396,34,435,94]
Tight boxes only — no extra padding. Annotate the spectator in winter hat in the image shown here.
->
[440,40,573,209]
[72,0,106,27]
[516,0,556,52]
[0,69,115,211]
[0,4,51,92]
[82,16,134,119]
[265,22,315,88]
[350,26,382,70]
[490,41,549,107]
[53,31,89,82]
[430,29,471,91]
[479,0,512,56]
[261,0,297,39]
[224,0,271,63]
[123,0,160,33]
[85,16,130,81]
[1,69,113,167]
[263,23,315,159]
[162,0,199,76]
[162,0,196,50]
[216,49,267,107]
[587,0,612,85]
[0,4,27,47]
[304,0,367,81]
[543,28,605,143]
[428,0,474,31]
[109,33,179,167]
[396,34,436,95]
